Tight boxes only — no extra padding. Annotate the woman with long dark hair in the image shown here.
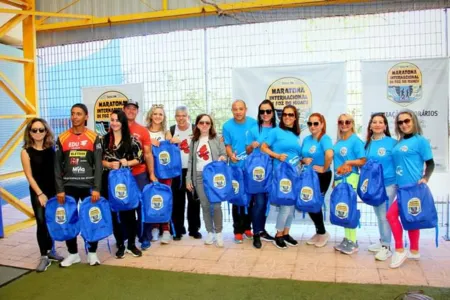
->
[101,109,143,259]
[246,99,277,248]
[364,113,397,261]
[21,118,63,272]
[261,105,302,249]
[301,113,333,248]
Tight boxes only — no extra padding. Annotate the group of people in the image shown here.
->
[20,98,434,273]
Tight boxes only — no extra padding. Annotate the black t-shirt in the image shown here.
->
[26,147,56,197]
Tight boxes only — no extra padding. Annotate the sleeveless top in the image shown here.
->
[26,147,56,197]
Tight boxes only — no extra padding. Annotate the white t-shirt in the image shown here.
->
[196,136,212,172]
[173,124,193,169]
[149,130,165,141]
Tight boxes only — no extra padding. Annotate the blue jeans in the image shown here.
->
[373,184,397,247]
[275,205,295,232]
[251,193,268,234]
[134,172,152,243]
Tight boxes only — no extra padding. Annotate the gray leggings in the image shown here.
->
[195,171,223,233]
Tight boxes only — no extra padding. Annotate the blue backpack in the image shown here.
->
[45,196,80,241]
[357,160,388,207]
[202,161,234,203]
[152,141,182,179]
[228,165,249,207]
[270,162,298,206]
[108,168,141,212]
[79,197,113,243]
[296,168,323,213]
[330,178,360,229]
[244,151,273,194]
[142,182,173,223]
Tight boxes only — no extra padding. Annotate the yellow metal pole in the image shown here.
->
[0,114,36,119]
[162,0,168,11]
[0,54,33,63]
[0,0,30,10]
[4,218,36,236]
[36,0,82,25]
[0,188,34,218]
[22,0,38,114]
[0,171,24,181]
[0,14,27,38]
[0,119,26,157]
[0,126,25,166]
[0,8,93,20]
[0,74,36,114]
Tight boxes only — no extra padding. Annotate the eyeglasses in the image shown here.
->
[259,109,273,115]
[338,120,352,125]
[282,113,295,118]
[397,118,411,126]
[307,121,320,127]
[198,121,211,126]
[30,128,46,133]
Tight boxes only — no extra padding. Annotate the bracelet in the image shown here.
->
[37,192,43,197]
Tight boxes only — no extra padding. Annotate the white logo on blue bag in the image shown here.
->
[89,207,102,224]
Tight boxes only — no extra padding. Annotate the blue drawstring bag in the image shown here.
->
[142,182,173,223]
[108,168,141,212]
[152,141,182,179]
[79,196,113,243]
[229,165,249,208]
[244,151,273,194]
[269,162,298,206]
[202,161,233,203]
[45,196,80,241]
[357,159,388,207]
[296,168,323,213]
[330,178,360,229]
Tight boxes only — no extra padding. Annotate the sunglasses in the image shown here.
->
[198,121,211,126]
[30,128,46,133]
[397,118,411,126]
[338,120,352,125]
[259,109,273,115]
[307,121,320,127]
[282,113,295,118]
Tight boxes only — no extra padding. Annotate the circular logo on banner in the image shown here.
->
[387,62,422,106]
[407,197,422,216]
[89,207,102,224]
[360,179,369,194]
[335,203,349,219]
[279,179,292,194]
[232,180,239,195]
[300,187,313,202]
[252,167,265,182]
[213,174,226,189]
[115,184,127,200]
[55,207,67,224]
[151,195,164,210]
[159,151,171,166]
[94,91,129,136]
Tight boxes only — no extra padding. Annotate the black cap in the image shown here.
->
[124,99,139,109]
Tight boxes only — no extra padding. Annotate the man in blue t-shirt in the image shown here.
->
[222,100,257,244]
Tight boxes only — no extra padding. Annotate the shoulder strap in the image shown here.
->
[170,125,175,137]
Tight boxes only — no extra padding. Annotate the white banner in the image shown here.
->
[82,83,144,135]
[362,59,449,172]
[232,62,347,141]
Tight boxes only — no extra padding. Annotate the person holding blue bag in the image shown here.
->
[245,99,277,249]
[186,114,227,247]
[21,118,64,272]
[300,113,333,248]
[387,109,435,269]
[261,105,302,249]
[363,113,397,261]
[332,113,366,255]
[101,109,143,259]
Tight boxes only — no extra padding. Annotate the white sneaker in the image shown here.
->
[375,246,392,261]
[151,228,160,242]
[161,231,171,244]
[368,242,383,253]
[205,232,215,245]
[389,251,407,268]
[59,253,81,268]
[408,251,421,260]
[87,253,101,266]
[215,232,224,248]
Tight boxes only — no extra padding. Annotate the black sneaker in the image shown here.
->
[260,230,275,242]
[189,232,203,239]
[126,246,143,257]
[273,236,288,249]
[283,234,298,247]
[173,234,182,241]
[253,233,262,249]
[115,245,126,259]
[47,250,64,262]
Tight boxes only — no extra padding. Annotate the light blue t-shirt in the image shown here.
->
[365,136,397,186]
[265,127,302,169]
[246,125,276,146]
[392,135,433,187]
[333,134,365,179]
[222,117,257,168]
[301,134,333,172]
